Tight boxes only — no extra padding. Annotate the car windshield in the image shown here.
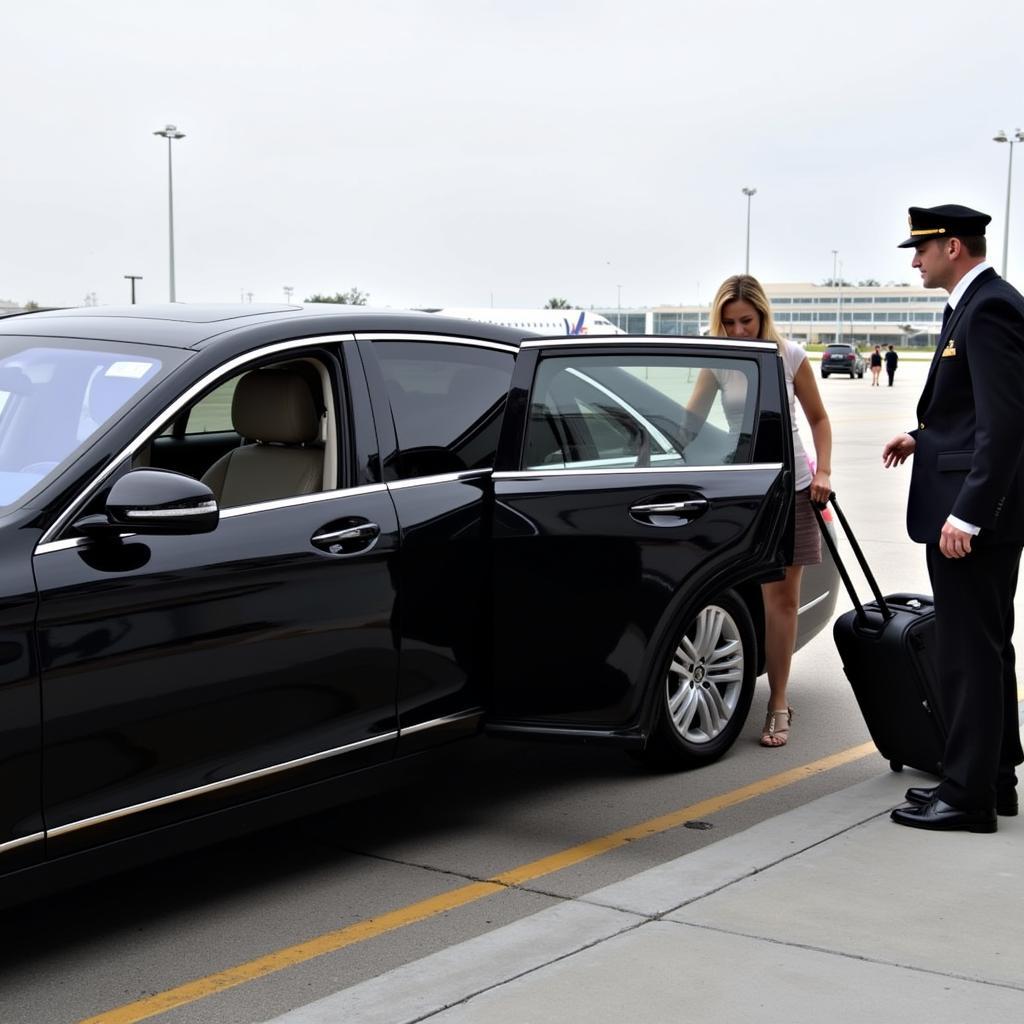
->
[826,346,851,354]
[0,338,181,509]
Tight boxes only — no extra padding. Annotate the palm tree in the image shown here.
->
[545,297,571,309]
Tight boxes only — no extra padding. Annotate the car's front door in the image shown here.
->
[33,339,402,856]
[489,338,793,738]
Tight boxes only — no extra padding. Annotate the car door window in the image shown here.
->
[523,355,758,470]
[372,341,514,479]
[180,377,239,434]
[127,356,335,510]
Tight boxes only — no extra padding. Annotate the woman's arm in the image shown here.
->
[793,358,832,505]
[685,368,719,423]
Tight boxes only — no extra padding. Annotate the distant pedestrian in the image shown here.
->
[885,345,899,386]
[870,345,883,385]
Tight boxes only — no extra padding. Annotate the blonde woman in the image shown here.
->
[686,275,833,746]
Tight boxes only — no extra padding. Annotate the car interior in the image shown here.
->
[131,356,337,510]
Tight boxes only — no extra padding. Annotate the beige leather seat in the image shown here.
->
[201,367,323,508]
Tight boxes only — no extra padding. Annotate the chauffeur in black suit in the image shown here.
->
[883,204,1024,833]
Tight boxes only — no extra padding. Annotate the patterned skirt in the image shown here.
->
[791,487,822,567]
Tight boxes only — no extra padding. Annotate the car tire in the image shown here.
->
[821,372,830,378]
[640,591,756,769]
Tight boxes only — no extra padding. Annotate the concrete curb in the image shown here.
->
[259,771,917,1023]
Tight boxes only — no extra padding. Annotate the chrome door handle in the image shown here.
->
[630,500,708,515]
[629,498,708,527]
[311,522,381,554]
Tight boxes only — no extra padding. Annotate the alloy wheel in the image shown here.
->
[664,603,745,744]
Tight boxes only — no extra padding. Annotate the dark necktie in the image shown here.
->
[942,303,953,333]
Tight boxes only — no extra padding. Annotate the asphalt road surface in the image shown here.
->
[4,358,1004,1024]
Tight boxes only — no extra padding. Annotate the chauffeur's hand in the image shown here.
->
[939,520,973,559]
[882,433,916,467]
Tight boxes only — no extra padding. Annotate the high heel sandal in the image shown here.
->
[760,706,793,747]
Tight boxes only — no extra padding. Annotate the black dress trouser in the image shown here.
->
[927,541,1024,810]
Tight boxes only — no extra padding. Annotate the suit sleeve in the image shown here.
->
[951,296,1024,529]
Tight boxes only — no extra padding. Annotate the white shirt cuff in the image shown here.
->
[947,514,980,535]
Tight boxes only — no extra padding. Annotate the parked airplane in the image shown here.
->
[419,307,625,336]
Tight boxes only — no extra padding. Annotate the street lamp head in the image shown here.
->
[154,124,186,140]
[994,130,1008,143]
[741,187,757,197]
[1016,129,1024,143]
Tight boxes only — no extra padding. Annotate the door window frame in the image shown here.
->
[38,334,358,549]
[496,337,788,477]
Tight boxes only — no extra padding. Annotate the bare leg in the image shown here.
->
[761,566,803,746]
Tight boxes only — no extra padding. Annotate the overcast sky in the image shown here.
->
[3,0,1023,311]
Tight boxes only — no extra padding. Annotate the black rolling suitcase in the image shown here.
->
[814,494,945,777]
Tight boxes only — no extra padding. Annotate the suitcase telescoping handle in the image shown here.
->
[812,492,893,624]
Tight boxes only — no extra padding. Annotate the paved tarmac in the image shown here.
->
[262,713,1024,1024]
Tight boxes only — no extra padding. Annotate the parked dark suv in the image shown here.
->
[0,304,838,897]
[820,342,866,378]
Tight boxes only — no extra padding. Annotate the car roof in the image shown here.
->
[0,304,538,350]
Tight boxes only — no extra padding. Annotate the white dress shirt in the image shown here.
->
[944,261,993,536]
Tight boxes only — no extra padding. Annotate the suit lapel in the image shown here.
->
[940,268,995,344]
[918,268,999,416]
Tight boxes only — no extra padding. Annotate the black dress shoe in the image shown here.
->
[904,785,1018,817]
[891,797,997,833]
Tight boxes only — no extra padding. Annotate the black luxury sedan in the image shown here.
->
[0,304,837,897]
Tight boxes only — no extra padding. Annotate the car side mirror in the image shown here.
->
[74,469,219,539]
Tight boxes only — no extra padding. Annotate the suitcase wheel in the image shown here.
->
[889,760,903,773]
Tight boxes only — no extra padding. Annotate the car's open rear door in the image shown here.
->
[487,337,793,739]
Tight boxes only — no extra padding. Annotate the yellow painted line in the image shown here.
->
[80,741,876,1024]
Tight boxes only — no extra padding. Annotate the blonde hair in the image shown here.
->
[709,275,783,348]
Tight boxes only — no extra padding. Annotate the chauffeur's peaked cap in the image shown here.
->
[897,204,992,248]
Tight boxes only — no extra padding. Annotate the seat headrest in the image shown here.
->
[232,368,320,444]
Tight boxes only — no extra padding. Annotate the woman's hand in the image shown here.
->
[809,469,831,506]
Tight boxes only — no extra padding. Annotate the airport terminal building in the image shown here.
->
[600,283,946,347]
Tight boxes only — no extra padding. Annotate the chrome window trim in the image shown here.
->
[35,537,104,556]
[38,333,356,547]
[48,729,399,838]
[46,710,483,839]
[217,483,388,519]
[387,469,491,491]
[354,332,518,354]
[33,482,391,556]
[493,463,783,480]
[520,337,777,352]
[0,831,44,855]
[525,453,687,472]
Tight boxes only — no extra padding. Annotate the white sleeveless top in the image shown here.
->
[712,339,812,490]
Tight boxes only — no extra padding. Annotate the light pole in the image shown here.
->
[831,249,840,344]
[283,286,294,303]
[617,283,622,331]
[993,129,1024,277]
[153,124,186,302]
[124,274,142,304]
[741,187,757,273]
[838,259,844,343]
